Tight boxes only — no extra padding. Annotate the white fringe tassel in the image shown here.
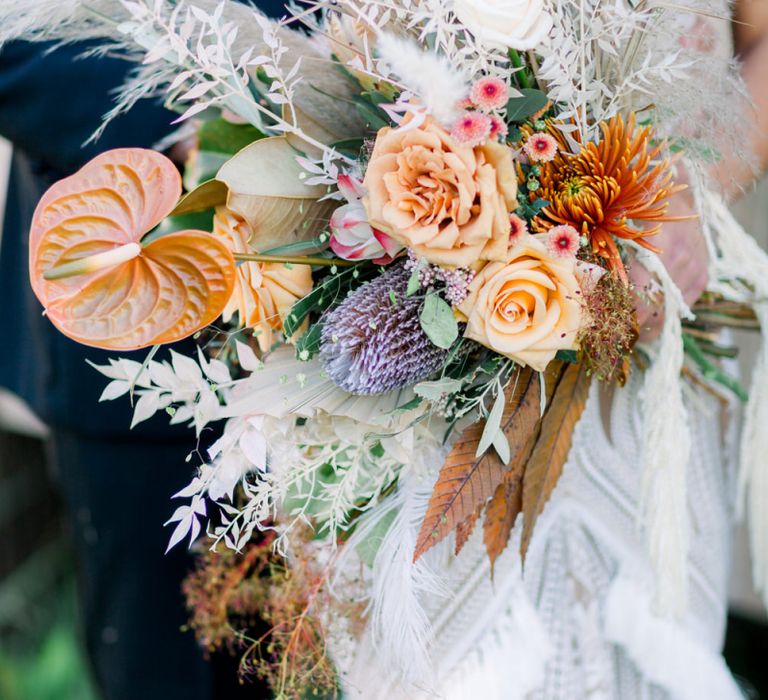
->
[436,573,551,700]
[738,305,768,605]
[605,572,744,700]
[635,247,693,617]
[689,164,768,609]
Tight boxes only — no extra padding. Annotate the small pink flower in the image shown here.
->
[524,133,558,162]
[489,114,508,140]
[450,111,492,147]
[470,77,509,112]
[545,225,580,258]
[509,214,529,246]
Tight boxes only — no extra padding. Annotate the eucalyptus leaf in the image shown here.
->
[476,387,505,458]
[420,294,459,349]
[414,377,464,401]
[492,429,511,465]
[506,89,549,122]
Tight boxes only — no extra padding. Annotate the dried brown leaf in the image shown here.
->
[483,476,524,575]
[520,363,591,560]
[413,367,541,562]
[454,506,482,556]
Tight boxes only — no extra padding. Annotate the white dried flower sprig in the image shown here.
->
[89,347,230,433]
[114,1,347,159]
[537,0,690,139]
[93,340,417,556]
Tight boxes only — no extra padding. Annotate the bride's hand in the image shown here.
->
[629,193,709,342]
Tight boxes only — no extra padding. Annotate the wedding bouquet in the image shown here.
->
[7,0,768,696]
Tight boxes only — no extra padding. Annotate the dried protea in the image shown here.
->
[522,115,687,283]
[319,263,449,395]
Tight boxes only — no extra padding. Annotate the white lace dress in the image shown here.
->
[335,6,749,700]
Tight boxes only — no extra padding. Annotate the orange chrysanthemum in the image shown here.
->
[524,115,687,283]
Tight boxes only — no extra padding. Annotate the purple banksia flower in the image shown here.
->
[319,263,449,395]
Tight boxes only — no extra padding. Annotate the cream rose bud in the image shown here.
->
[457,238,584,372]
[454,0,553,50]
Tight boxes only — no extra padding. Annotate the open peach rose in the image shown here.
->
[212,207,313,352]
[363,118,517,268]
[457,237,584,371]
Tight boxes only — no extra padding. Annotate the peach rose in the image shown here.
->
[363,118,517,268]
[212,207,313,352]
[457,237,584,371]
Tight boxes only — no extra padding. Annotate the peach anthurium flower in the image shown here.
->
[457,236,586,371]
[29,148,236,350]
[212,207,313,352]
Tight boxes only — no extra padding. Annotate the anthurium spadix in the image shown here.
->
[29,149,236,350]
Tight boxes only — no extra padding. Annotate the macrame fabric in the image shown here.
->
[337,375,742,699]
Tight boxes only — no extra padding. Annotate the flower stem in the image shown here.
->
[233,253,355,268]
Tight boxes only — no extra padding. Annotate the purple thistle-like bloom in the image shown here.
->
[319,263,449,395]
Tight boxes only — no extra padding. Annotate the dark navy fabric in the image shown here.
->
[0,3,286,698]
[0,41,195,439]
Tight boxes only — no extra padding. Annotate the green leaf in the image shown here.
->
[414,377,464,401]
[183,151,230,191]
[356,509,397,567]
[394,396,423,412]
[283,264,376,337]
[420,294,459,349]
[555,349,579,364]
[683,333,748,402]
[477,387,505,457]
[406,268,421,297]
[506,89,549,123]
[353,96,390,131]
[331,137,366,157]
[143,210,215,244]
[198,118,265,155]
[295,322,324,359]
[283,463,340,520]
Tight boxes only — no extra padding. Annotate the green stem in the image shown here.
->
[683,333,748,402]
[233,253,355,268]
[508,50,534,90]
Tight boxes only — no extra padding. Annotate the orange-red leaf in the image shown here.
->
[520,362,591,559]
[413,367,541,562]
[483,476,523,575]
[454,506,482,556]
[29,148,235,350]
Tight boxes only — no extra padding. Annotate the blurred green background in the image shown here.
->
[0,427,97,700]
